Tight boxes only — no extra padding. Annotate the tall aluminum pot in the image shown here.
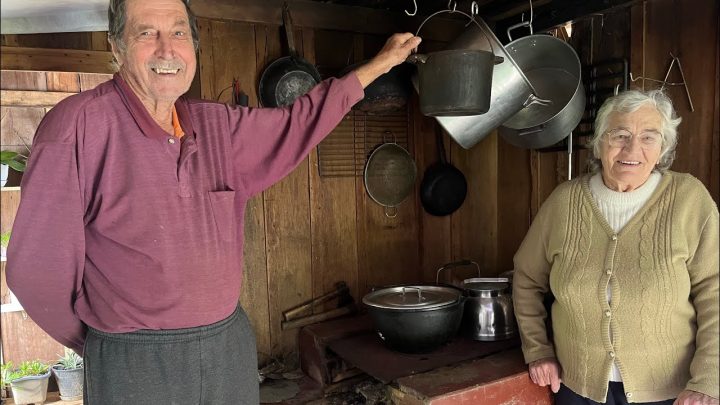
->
[431,18,544,149]
[498,35,586,149]
[362,285,465,353]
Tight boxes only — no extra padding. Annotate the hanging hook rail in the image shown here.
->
[405,0,417,16]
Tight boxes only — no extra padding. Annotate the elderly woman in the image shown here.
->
[512,89,718,405]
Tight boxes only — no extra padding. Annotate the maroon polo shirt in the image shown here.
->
[6,73,363,352]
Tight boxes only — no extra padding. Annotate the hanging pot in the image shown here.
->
[427,17,549,149]
[258,3,322,107]
[420,123,467,216]
[340,61,413,113]
[362,284,465,353]
[498,34,586,149]
[406,10,503,117]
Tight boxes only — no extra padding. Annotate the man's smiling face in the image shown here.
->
[112,0,197,105]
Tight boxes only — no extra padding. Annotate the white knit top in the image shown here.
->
[589,171,662,381]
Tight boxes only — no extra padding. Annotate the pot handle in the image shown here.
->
[409,8,496,60]
[517,126,545,136]
[506,20,534,42]
[436,260,481,284]
[523,93,553,108]
[401,286,423,300]
[384,206,398,218]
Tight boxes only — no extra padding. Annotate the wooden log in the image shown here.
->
[1,47,114,74]
[0,90,74,107]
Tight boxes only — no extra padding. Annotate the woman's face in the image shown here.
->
[599,105,663,192]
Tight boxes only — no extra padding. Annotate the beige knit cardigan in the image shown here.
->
[512,171,719,403]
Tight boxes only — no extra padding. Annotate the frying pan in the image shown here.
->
[258,3,322,107]
[420,124,467,216]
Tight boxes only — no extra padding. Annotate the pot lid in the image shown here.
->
[463,277,510,292]
[362,285,462,310]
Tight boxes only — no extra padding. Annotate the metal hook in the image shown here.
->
[470,1,479,17]
[448,0,457,12]
[405,0,417,16]
[628,52,694,112]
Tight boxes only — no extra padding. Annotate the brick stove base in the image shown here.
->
[389,348,553,404]
[298,314,553,405]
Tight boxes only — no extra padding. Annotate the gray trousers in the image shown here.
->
[83,306,259,405]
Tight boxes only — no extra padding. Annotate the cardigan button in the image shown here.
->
[611,234,618,241]
[609,351,615,358]
[605,310,611,317]
[626,392,633,398]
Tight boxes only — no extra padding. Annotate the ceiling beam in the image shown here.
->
[496,0,639,33]
[190,0,467,42]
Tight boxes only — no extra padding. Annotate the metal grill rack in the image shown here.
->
[317,109,410,177]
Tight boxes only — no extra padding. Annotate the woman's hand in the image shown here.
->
[528,357,562,393]
[673,390,719,405]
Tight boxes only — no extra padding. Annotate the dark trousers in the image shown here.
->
[556,383,675,405]
[83,306,259,405]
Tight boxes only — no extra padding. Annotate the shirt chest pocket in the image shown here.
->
[208,190,237,242]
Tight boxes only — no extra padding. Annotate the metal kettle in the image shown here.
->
[436,260,517,341]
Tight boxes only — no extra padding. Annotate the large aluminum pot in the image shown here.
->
[498,35,586,149]
[362,285,465,353]
[462,278,516,341]
[431,18,545,149]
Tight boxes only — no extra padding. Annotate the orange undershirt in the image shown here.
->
[172,106,185,138]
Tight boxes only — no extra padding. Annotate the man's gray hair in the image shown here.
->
[107,0,199,68]
[586,89,682,173]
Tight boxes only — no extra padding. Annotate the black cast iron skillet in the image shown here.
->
[420,124,468,216]
[258,3,322,107]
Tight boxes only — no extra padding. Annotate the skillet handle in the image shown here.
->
[282,3,298,58]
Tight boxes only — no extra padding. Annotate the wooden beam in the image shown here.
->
[0,90,75,107]
[190,0,466,42]
[499,0,639,33]
[0,47,114,74]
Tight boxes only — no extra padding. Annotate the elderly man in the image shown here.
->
[6,0,420,403]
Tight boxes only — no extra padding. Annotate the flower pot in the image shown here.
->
[9,370,50,405]
[52,365,84,401]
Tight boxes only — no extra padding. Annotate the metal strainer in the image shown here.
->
[364,142,417,218]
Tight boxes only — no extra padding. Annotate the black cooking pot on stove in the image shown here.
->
[362,284,465,353]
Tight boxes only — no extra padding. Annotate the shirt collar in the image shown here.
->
[112,73,195,139]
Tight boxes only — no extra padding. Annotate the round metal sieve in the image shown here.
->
[364,143,417,217]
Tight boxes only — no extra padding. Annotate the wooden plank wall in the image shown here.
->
[194,18,499,361]
[0,0,717,363]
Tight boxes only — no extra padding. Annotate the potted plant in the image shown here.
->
[1,146,29,187]
[1,362,10,404]
[3,360,51,405]
[51,351,84,401]
[1,230,10,259]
